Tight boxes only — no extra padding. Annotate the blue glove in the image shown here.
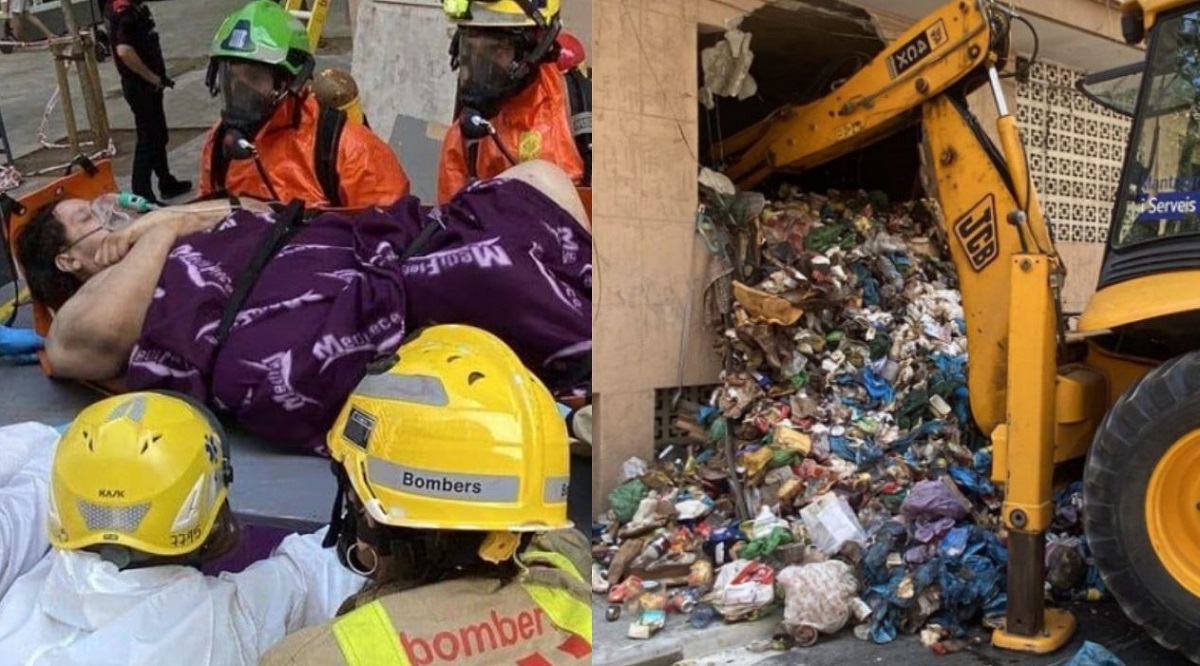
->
[0,326,44,366]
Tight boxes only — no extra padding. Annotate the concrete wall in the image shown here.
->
[351,0,593,198]
[592,0,728,508]
[591,0,1137,509]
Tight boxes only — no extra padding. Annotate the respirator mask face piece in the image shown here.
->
[218,59,284,138]
[456,27,532,116]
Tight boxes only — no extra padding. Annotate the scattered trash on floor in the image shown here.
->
[592,174,1108,652]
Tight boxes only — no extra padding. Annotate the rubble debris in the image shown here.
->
[777,560,864,644]
[700,26,758,109]
[592,184,1109,652]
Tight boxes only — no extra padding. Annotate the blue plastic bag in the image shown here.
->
[1065,641,1125,666]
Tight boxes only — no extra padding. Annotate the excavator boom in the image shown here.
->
[719,0,1059,440]
[717,0,1095,654]
[721,0,994,188]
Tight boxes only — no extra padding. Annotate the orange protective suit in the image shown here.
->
[437,64,584,205]
[200,93,410,209]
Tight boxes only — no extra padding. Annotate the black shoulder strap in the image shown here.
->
[314,105,347,208]
[563,68,592,185]
[213,200,306,350]
[209,123,231,194]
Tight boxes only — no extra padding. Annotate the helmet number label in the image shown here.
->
[170,526,204,549]
[544,476,570,503]
[344,407,376,450]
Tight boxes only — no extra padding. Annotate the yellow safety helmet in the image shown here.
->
[328,325,572,532]
[49,392,233,558]
[442,0,560,27]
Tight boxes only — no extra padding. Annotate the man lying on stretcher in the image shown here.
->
[14,160,592,455]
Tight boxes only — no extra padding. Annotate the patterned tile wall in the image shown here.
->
[1016,60,1132,244]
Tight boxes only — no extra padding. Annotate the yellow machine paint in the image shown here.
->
[1146,429,1200,598]
[718,0,1200,660]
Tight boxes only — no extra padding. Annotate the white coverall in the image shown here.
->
[0,423,58,601]
[0,512,363,665]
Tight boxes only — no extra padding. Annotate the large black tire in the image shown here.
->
[1085,352,1200,664]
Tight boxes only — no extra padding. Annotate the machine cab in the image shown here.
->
[1078,5,1200,356]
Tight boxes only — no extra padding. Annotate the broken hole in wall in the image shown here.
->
[698,0,923,201]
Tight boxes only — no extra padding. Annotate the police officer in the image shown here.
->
[105,0,192,205]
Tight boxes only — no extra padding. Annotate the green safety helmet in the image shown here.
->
[205,1,315,98]
[205,1,316,142]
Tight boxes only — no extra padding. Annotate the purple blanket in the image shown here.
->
[125,179,592,453]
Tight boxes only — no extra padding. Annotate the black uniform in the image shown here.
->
[105,0,188,202]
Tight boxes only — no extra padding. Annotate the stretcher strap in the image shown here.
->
[213,200,306,349]
[398,216,446,264]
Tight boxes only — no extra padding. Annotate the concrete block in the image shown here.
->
[594,1,643,114]
[633,115,698,223]
[351,1,456,142]
[641,9,696,121]
[594,304,648,392]
[561,0,594,52]
[1057,241,1104,314]
[594,217,646,309]
[593,389,656,507]
[386,114,444,202]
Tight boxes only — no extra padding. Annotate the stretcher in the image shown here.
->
[0,155,117,376]
[0,158,593,529]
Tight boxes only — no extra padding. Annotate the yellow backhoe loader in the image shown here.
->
[718,0,1200,661]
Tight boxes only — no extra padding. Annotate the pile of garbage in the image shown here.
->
[592,176,1105,652]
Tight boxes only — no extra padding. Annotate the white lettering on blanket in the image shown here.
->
[169,244,232,295]
[544,222,582,265]
[242,350,320,411]
[275,243,353,259]
[317,269,364,286]
[128,346,201,379]
[528,242,584,313]
[312,312,406,372]
[401,238,513,277]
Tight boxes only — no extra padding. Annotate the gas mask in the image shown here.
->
[217,60,287,144]
[452,27,541,117]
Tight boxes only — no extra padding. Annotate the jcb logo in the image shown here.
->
[954,195,999,271]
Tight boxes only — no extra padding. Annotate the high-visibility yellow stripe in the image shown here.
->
[522,582,592,644]
[332,600,411,666]
[521,550,586,584]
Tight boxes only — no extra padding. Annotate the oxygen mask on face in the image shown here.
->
[89,193,158,232]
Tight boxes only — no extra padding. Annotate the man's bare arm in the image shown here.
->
[115,45,162,87]
[95,199,270,268]
[46,225,179,380]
